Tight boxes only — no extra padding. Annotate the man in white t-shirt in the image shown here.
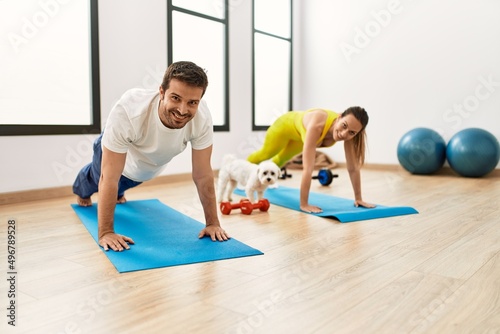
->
[73,61,229,251]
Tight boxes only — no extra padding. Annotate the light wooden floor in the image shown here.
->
[1,167,499,334]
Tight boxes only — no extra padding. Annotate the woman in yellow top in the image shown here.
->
[247,106,375,213]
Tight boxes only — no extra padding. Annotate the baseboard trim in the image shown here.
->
[344,163,500,177]
[0,173,194,206]
[1,166,497,206]
[0,186,75,206]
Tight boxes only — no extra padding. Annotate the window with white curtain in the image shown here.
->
[253,0,292,130]
[168,0,229,131]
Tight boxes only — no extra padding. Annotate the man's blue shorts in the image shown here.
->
[72,134,142,199]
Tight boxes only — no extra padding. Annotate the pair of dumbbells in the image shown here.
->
[312,168,338,186]
[220,199,270,215]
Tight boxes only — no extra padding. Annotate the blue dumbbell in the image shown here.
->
[312,169,338,186]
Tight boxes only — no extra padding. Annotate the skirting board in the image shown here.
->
[1,165,498,206]
[0,173,193,206]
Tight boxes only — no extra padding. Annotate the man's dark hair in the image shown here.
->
[161,61,209,96]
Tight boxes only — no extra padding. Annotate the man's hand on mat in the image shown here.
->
[354,200,376,208]
[198,225,230,242]
[300,204,323,214]
[99,233,135,251]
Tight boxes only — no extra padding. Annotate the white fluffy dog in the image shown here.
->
[217,154,281,203]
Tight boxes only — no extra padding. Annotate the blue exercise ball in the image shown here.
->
[397,128,446,174]
[446,128,500,177]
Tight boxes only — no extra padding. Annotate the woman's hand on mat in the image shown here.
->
[198,225,230,242]
[99,233,135,251]
[354,200,376,208]
[300,204,323,214]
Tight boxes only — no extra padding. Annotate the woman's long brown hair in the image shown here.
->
[342,106,369,166]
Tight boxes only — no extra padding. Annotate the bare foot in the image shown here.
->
[76,196,92,207]
[117,196,127,204]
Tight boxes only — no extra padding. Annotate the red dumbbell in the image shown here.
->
[220,199,250,215]
[240,199,271,215]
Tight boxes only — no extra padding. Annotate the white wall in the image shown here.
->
[1,0,499,194]
[298,0,500,166]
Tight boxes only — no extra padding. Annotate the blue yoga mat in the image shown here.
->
[71,199,263,273]
[234,186,418,222]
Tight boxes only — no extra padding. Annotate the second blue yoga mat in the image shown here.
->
[235,186,418,222]
[71,199,263,273]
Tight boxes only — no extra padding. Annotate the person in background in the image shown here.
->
[248,107,375,213]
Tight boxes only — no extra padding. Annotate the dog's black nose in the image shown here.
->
[267,178,271,182]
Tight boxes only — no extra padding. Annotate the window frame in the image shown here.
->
[252,0,293,131]
[167,0,229,132]
[0,0,101,136]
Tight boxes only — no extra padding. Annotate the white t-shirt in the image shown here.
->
[102,88,213,182]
